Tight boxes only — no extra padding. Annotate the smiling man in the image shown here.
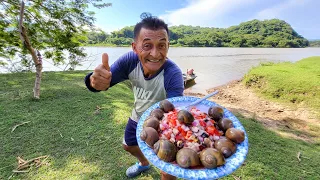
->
[84,13,184,179]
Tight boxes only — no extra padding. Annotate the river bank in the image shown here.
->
[184,80,319,143]
[184,57,320,143]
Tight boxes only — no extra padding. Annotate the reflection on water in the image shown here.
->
[3,47,320,94]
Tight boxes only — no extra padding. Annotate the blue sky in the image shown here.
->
[90,0,320,39]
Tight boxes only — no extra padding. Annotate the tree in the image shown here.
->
[90,19,309,48]
[0,0,111,99]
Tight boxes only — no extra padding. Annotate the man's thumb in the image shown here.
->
[102,53,110,71]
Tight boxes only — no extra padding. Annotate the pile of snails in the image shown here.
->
[140,99,245,169]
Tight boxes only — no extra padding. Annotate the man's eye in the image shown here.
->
[159,44,166,48]
[143,44,152,50]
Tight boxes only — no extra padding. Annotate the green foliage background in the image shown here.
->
[309,40,320,47]
[85,19,309,48]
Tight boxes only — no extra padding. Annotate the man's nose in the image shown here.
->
[150,47,160,58]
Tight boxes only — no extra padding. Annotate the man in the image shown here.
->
[84,13,184,179]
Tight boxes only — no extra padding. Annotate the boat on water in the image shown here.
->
[183,69,197,87]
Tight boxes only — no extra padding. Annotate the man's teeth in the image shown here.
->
[148,59,160,62]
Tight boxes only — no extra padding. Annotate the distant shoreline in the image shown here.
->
[82,44,319,48]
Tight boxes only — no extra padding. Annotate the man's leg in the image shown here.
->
[123,144,149,166]
[123,118,150,177]
[123,118,177,179]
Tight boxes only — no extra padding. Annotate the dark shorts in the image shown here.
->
[124,118,138,146]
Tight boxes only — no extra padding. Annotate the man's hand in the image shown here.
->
[90,53,112,90]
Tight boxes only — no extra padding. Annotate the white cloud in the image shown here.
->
[255,0,311,20]
[159,0,255,27]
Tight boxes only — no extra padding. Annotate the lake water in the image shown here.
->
[5,47,320,94]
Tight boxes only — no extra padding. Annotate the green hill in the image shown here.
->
[309,40,320,47]
[85,19,309,48]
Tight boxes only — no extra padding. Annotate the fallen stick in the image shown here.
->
[17,155,48,170]
[58,130,63,138]
[297,152,301,162]
[232,175,241,180]
[11,121,31,132]
[35,156,49,168]
[12,170,29,173]
[8,173,14,180]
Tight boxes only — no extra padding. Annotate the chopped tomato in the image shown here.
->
[185,130,193,139]
[206,126,220,136]
[180,130,186,137]
[199,120,206,127]
[169,118,177,127]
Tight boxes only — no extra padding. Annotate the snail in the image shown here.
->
[217,118,234,132]
[177,109,194,124]
[143,116,160,130]
[226,128,245,144]
[176,148,200,168]
[214,137,237,158]
[159,99,175,113]
[150,108,164,120]
[208,106,224,121]
[140,127,159,148]
[199,148,225,168]
[203,137,214,148]
[154,139,177,162]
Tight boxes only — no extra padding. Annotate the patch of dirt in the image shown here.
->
[184,79,320,143]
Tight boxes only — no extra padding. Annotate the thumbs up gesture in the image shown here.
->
[90,53,112,90]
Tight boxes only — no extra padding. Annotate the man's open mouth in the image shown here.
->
[147,59,161,62]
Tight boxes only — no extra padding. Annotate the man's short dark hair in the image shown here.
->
[134,12,169,40]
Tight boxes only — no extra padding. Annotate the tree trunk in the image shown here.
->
[19,0,42,99]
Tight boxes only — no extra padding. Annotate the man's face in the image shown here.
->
[132,27,169,77]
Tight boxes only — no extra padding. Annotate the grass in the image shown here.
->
[1,71,320,179]
[243,56,320,115]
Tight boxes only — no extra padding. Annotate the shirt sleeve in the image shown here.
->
[84,72,101,92]
[109,51,139,87]
[164,63,184,98]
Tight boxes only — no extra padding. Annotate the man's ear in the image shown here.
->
[132,42,137,53]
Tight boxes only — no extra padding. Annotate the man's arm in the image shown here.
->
[84,51,139,92]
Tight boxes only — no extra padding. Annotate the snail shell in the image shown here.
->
[214,137,237,158]
[154,139,177,162]
[199,148,225,168]
[143,116,160,130]
[159,100,175,113]
[203,137,214,148]
[150,108,164,120]
[208,106,224,121]
[226,128,245,144]
[218,118,234,132]
[140,127,159,148]
[176,148,200,168]
[177,109,194,124]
